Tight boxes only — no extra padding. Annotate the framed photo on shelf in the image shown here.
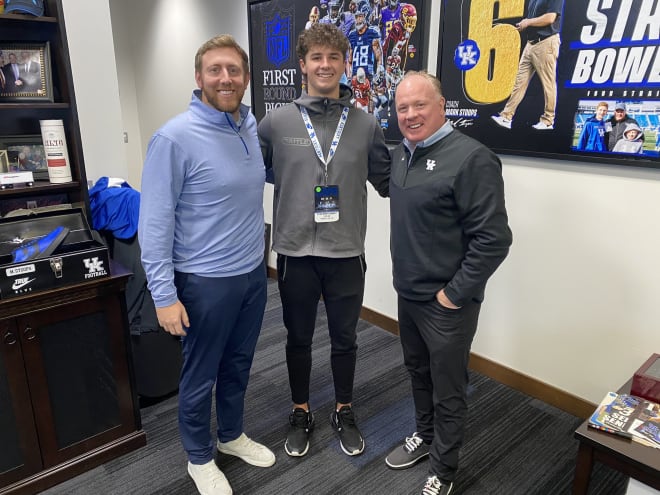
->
[0,42,53,102]
[247,0,431,143]
[0,135,48,180]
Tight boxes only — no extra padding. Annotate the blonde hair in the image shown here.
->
[399,70,444,98]
[195,35,249,74]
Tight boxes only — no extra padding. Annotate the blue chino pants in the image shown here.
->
[174,264,266,464]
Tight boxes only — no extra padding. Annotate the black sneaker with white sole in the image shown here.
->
[385,432,430,469]
[285,408,314,457]
[330,405,365,456]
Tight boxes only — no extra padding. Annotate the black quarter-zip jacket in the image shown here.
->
[390,128,512,306]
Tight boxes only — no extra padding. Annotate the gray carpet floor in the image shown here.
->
[39,281,628,494]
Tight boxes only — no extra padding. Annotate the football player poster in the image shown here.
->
[248,0,428,142]
[437,0,660,168]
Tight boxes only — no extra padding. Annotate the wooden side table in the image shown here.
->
[572,379,660,494]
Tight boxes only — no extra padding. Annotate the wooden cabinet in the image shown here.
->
[0,3,146,493]
[0,267,146,495]
[0,0,89,216]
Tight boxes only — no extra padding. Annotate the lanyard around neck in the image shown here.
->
[300,106,349,183]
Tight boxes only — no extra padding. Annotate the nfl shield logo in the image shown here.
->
[265,13,291,67]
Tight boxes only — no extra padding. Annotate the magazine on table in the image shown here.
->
[588,391,660,448]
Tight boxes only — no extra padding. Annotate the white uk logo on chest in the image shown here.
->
[426,159,436,171]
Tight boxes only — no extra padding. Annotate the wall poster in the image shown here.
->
[247,0,430,142]
[437,0,660,168]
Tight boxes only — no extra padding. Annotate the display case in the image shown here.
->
[0,0,89,217]
[0,209,110,299]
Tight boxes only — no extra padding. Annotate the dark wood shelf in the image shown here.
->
[0,13,57,23]
[0,180,81,197]
[0,103,69,111]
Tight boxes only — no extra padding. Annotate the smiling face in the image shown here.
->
[300,45,345,98]
[595,104,608,121]
[395,73,446,145]
[195,46,249,120]
[614,108,627,121]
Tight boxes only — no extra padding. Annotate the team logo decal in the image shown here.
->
[12,277,35,293]
[426,159,436,171]
[83,257,108,279]
[454,39,480,71]
[265,12,293,68]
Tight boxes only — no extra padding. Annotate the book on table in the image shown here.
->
[588,391,660,448]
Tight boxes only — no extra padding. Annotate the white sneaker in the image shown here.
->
[532,121,553,130]
[187,460,232,495]
[491,114,512,129]
[217,433,276,467]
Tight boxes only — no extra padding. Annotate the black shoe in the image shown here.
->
[385,432,430,469]
[285,408,314,457]
[330,405,365,456]
[422,476,453,495]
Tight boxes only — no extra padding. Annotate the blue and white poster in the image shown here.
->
[248,0,429,142]
[437,0,660,168]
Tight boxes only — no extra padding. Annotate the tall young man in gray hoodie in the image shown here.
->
[258,23,390,458]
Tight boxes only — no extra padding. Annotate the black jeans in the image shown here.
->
[397,295,481,482]
[277,254,366,405]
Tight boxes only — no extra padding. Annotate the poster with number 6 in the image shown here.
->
[437,0,660,169]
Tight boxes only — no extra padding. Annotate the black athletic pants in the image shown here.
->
[277,254,366,405]
[397,295,481,482]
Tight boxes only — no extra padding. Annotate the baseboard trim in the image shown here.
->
[467,353,596,419]
[266,268,596,419]
[360,306,399,334]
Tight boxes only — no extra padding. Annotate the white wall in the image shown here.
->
[109,0,253,189]
[66,0,660,404]
[61,0,126,185]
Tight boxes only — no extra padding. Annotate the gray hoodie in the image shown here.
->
[258,85,390,258]
[612,122,644,154]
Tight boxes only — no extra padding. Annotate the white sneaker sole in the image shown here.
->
[216,442,276,467]
[339,439,365,456]
[284,439,310,457]
[385,451,430,469]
